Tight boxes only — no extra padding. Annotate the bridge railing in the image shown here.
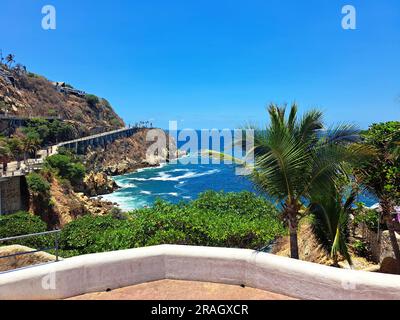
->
[0,230,61,272]
[0,114,63,120]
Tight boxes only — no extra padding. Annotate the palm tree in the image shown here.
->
[5,54,15,68]
[309,181,355,266]
[22,132,41,163]
[0,138,11,174]
[248,103,361,259]
[8,137,24,169]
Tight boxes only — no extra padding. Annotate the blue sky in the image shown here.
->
[1,0,399,129]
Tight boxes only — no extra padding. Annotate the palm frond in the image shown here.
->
[310,184,354,266]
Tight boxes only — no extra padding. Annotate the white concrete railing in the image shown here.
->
[0,245,400,300]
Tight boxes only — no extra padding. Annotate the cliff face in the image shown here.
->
[83,128,183,176]
[0,66,124,136]
[28,174,116,229]
[0,65,179,225]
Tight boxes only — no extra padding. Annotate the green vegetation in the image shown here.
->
[85,94,99,108]
[354,121,400,266]
[0,191,285,257]
[246,103,364,259]
[310,183,355,265]
[0,137,11,163]
[0,212,50,248]
[55,191,285,257]
[0,119,75,163]
[27,72,41,78]
[26,172,51,195]
[352,239,368,257]
[25,119,74,145]
[21,130,41,160]
[44,153,85,185]
[353,203,380,232]
[110,117,122,128]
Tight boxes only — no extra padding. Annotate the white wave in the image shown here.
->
[155,192,179,197]
[165,169,190,173]
[130,169,221,182]
[116,182,137,189]
[140,190,152,195]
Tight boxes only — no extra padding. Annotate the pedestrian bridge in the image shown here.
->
[56,126,139,155]
[0,126,143,215]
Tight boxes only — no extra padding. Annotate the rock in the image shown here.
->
[380,257,400,275]
[83,171,119,197]
[83,129,182,176]
[0,245,60,272]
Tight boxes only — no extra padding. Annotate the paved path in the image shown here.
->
[68,279,296,300]
[0,126,139,178]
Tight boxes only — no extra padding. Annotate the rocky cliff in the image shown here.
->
[0,63,182,226]
[83,128,183,176]
[0,65,124,136]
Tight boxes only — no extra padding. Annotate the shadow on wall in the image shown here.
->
[0,176,29,215]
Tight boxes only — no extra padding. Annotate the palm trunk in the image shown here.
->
[288,210,299,259]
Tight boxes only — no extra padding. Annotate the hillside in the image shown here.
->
[0,65,124,137]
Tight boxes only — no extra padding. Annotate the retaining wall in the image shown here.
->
[0,176,28,215]
[0,245,400,300]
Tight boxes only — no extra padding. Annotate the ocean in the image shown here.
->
[102,155,257,211]
[102,130,377,211]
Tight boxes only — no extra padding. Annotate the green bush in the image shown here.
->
[25,119,74,145]
[85,94,99,108]
[26,172,50,195]
[352,239,368,257]
[353,207,381,232]
[44,154,85,184]
[0,212,50,248]
[59,215,126,255]
[58,191,286,257]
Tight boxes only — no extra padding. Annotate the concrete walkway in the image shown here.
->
[0,126,140,178]
[68,280,295,300]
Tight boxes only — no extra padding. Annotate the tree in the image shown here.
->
[7,137,24,169]
[354,121,400,268]
[248,104,361,259]
[26,172,50,196]
[44,154,85,185]
[0,137,11,173]
[22,131,41,162]
[5,54,15,68]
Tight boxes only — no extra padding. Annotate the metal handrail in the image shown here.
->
[0,230,61,265]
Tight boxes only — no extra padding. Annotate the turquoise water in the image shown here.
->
[102,156,256,211]
[102,154,377,211]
